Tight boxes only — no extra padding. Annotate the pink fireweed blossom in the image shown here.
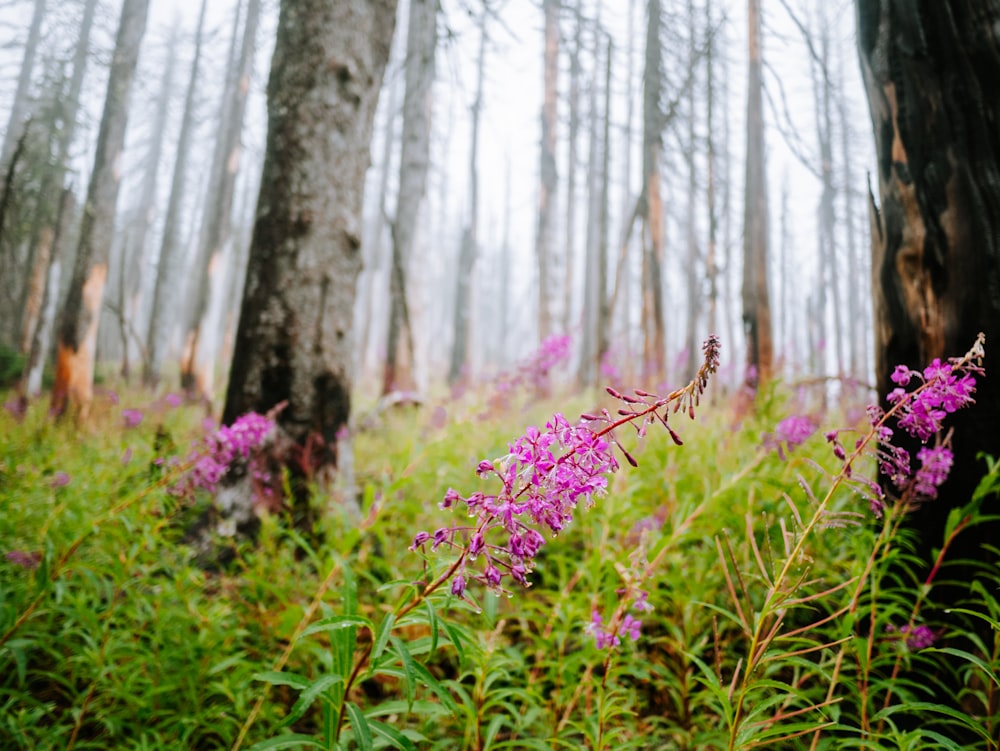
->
[764,414,816,458]
[171,412,276,497]
[413,336,722,599]
[887,623,937,650]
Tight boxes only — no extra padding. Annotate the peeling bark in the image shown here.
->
[858,2,1000,565]
[52,0,148,416]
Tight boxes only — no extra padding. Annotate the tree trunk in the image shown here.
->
[383,0,437,395]
[180,0,261,403]
[535,0,558,342]
[117,24,177,380]
[448,7,485,386]
[641,0,666,379]
[221,0,397,530]
[683,0,701,382]
[144,0,208,388]
[705,0,719,348]
[0,0,46,176]
[52,0,149,416]
[595,32,613,378]
[563,11,582,335]
[857,0,1000,576]
[17,0,98,366]
[741,0,772,389]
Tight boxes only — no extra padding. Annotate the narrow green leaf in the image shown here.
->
[368,720,418,751]
[282,673,344,727]
[369,612,396,668]
[246,734,327,750]
[441,621,467,665]
[253,670,312,691]
[301,615,373,639]
[390,635,417,710]
[925,647,1000,687]
[424,599,439,654]
[345,702,373,751]
[411,661,459,715]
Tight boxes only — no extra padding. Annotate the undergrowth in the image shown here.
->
[0,341,998,750]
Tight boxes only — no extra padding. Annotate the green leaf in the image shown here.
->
[368,612,396,672]
[872,702,993,744]
[368,720,418,751]
[424,599,439,654]
[441,620,468,665]
[253,670,312,691]
[925,647,1000,687]
[412,660,459,715]
[390,635,417,710]
[345,702,373,751]
[246,734,327,750]
[301,615,373,639]
[282,673,344,727]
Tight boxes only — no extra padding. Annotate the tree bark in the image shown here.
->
[641,0,666,379]
[52,0,149,416]
[384,0,438,395]
[535,0,559,342]
[448,7,485,386]
[741,0,772,388]
[222,0,397,526]
[857,0,1000,570]
[144,0,208,387]
[0,0,46,176]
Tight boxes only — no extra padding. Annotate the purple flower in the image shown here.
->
[450,574,466,598]
[122,409,144,428]
[3,397,26,422]
[171,412,275,497]
[5,550,41,569]
[888,623,937,650]
[50,471,71,488]
[619,614,642,642]
[765,415,816,457]
[913,446,953,499]
[164,392,183,408]
[587,610,621,650]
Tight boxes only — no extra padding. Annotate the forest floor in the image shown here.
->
[1,371,998,750]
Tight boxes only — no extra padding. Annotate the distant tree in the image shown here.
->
[220,0,397,535]
[0,0,46,176]
[857,1,1000,578]
[448,4,485,386]
[384,0,438,395]
[52,0,149,416]
[535,0,558,341]
[641,0,666,378]
[741,0,772,388]
[180,0,262,402]
[144,0,208,388]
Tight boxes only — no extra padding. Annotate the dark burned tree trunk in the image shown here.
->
[221,0,397,535]
[858,1,1000,567]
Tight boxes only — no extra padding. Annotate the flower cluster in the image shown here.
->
[487,334,572,412]
[411,412,619,595]
[586,588,655,650]
[764,414,816,458]
[172,412,275,498]
[413,335,722,601]
[887,622,937,650]
[866,342,982,514]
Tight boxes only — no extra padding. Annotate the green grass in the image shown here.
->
[1,377,998,750]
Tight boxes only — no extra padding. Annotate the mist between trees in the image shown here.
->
[0,0,875,405]
[1,0,998,544]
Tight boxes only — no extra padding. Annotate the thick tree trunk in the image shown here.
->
[181,0,261,402]
[563,12,582,335]
[535,0,558,342]
[857,0,1000,568]
[144,0,208,388]
[741,0,772,388]
[52,0,148,416]
[384,0,437,395]
[222,0,397,528]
